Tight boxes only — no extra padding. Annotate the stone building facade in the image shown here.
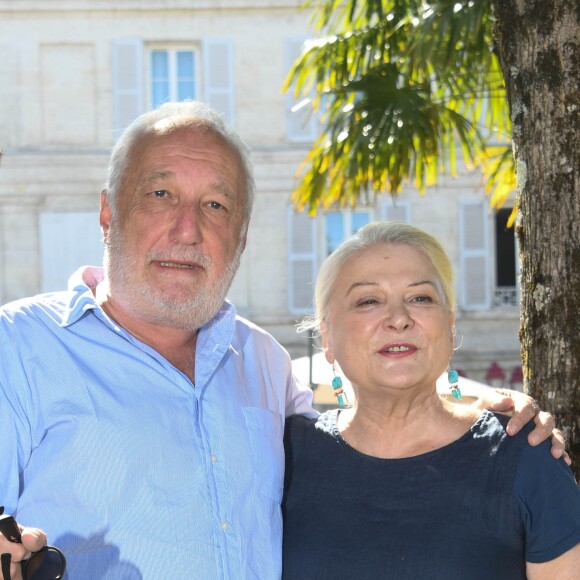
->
[0,0,522,388]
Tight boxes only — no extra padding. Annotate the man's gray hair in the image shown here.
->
[104,101,255,226]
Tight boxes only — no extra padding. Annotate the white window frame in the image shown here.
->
[112,37,235,136]
[147,45,200,109]
[321,208,374,257]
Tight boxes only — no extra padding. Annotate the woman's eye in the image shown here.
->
[413,295,434,304]
[356,298,378,307]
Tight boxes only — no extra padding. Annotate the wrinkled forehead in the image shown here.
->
[116,121,246,207]
[130,121,242,174]
[348,242,433,270]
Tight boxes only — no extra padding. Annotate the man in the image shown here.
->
[0,102,564,579]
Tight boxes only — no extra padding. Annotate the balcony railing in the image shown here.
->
[493,286,519,308]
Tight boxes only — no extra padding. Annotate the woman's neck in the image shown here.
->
[337,389,480,459]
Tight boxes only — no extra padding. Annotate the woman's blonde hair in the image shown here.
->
[299,221,455,333]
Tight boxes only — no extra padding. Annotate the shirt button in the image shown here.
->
[210,453,218,464]
[221,522,229,531]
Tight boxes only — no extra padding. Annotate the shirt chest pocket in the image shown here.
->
[242,407,285,503]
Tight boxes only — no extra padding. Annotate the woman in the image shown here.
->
[282,221,580,579]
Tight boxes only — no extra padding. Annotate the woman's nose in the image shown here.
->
[382,301,413,331]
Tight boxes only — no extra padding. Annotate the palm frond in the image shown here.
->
[286,0,514,214]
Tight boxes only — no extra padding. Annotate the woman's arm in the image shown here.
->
[527,543,580,579]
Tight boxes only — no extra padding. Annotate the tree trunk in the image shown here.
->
[491,0,580,479]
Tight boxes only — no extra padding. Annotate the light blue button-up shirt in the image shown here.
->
[0,267,315,579]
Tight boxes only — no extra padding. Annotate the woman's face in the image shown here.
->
[322,243,454,397]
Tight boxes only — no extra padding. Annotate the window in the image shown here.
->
[458,200,519,311]
[324,210,371,256]
[493,208,519,307]
[112,38,235,137]
[287,208,373,314]
[150,49,197,109]
[287,198,413,315]
[287,198,415,314]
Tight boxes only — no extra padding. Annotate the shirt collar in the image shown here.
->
[59,266,104,327]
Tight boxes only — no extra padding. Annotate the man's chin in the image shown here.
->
[143,295,225,330]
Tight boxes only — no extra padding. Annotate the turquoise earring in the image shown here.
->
[331,363,349,408]
[448,368,462,400]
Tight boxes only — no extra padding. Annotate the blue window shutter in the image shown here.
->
[287,208,318,315]
[459,200,491,310]
[203,38,235,126]
[112,39,144,138]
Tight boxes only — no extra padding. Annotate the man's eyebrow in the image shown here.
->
[212,182,236,199]
[138,173,236,199]
[140,170,174,187]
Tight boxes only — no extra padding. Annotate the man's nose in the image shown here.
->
[169,206,203,245]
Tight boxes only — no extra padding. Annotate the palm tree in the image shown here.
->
[286,0,580,475]
[285,0,513,218]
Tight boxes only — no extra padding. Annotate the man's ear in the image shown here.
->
[100,190,112,242]
[240,222,249,253]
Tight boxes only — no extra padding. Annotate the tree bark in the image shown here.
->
[491,0,580,478]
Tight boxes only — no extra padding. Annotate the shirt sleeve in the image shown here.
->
[514,438,580,563]
[284,373,318,419]
[0,326,33,513]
